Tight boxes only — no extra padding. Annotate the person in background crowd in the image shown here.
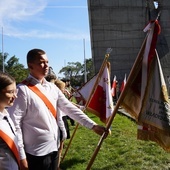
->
[0,72,20,170]
[45,73,57,83]
[63,79,75,126]
[54,79,71,139]
[113,81,120,105]
[54,79,70,170]
[8,48,109,170]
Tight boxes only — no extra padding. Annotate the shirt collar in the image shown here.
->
[27,74,47,85]
[0,109,9,120]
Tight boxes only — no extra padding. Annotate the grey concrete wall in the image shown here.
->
[88,0,170,86]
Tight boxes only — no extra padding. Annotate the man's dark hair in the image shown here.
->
[27,49,45,63]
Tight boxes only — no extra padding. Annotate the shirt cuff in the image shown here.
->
[19,148,26,160]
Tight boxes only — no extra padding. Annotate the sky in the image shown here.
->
[0,0,91,78]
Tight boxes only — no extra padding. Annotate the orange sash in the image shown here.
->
[0,130,20,166]
[22,80,57,118]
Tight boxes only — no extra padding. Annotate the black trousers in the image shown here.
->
[26,151,59,170]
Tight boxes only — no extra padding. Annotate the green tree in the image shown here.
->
[82,58,95,80]
[0,52,8,71]
[0,52,28,84]
[59,61,83,86]
[59,59,95,87]
[59,62,83,78]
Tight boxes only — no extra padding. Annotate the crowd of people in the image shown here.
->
[0,48,109,170]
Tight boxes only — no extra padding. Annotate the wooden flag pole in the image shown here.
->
[106,35,147,130]
[61,122,79,162]
[86,35,148,170]
[85,53,110,108]
[61,48,112,162]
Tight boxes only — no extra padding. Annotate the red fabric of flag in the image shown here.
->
[111,76,117,97]
[88,85,106,122]
[121,20,170,151]
[73,63,114,124]
[86,63,114,123]
[120,74,126,92]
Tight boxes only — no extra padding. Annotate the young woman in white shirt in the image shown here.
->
[0,72,20,170]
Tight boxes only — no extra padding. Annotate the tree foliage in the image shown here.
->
[59,61,83,79]
[82,58,95,80]
[59,58,95,87]
[0,52,28,84]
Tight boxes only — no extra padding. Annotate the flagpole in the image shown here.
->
[61,48,112,162]
[84,39,87,83]
[86,36,148,170]
[85,48,112,108]
[61,122,79,161]
[2,27,4,72]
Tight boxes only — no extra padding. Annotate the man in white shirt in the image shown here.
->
[8,48,109,170]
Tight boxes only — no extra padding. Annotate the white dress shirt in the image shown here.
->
[0,110,19,170]
[8,75,96,160]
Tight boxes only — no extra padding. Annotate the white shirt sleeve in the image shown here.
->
[56,89,97,129]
